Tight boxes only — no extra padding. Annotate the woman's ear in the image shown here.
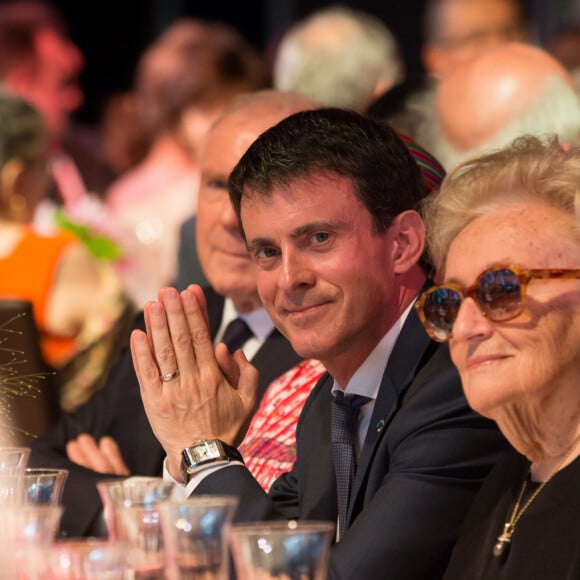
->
[389,210,426,275]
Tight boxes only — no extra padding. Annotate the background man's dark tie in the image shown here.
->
[220,318,253,353]
[331,391,370,541]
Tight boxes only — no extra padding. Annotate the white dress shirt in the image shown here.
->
[215,298,274,359]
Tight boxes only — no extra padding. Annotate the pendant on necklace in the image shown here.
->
[492,523,513,558]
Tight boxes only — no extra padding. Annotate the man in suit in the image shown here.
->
[132,109,509,579]
[29,91,317,537]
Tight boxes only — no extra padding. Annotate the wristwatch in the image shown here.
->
[181,439,244,482]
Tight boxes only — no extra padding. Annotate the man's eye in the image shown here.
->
[207,178,227,190]
[312,232,330,243]
[256,247,279,260]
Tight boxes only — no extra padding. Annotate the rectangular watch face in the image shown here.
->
[194,440,222,462]
[203,440,221,458]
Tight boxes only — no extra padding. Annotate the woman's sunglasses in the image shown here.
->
[415,265,580,342]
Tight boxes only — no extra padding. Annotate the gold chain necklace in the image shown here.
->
[492,437,580,559]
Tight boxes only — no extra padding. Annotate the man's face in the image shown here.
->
[241,171,401,383]
[195,113,265,312]
[426,0,524,78]
[17,28,84,141]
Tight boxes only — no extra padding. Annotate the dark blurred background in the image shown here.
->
[50,0,576,126]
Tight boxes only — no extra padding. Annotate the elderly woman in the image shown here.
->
[415,136,580,579]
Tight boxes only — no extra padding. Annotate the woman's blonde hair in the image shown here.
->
[422,135,580,270]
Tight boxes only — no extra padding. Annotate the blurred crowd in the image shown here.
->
[0,0,579,578]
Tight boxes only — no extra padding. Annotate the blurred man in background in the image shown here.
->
[273,5,403,112]
[422,0,527,79]
[429,43,580,170]
[0,0,114,200]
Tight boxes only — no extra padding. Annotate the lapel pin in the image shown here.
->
[376,419,385,432]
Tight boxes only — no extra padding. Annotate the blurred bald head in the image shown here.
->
[432,43,580,169]
[422,0,525,79]
[196,90,319,310]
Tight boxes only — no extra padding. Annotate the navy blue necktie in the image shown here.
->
[331,391,370,541]
[220,318,253,353]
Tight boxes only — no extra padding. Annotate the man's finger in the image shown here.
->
[99,436,130,476]
[180,287,216,368]
[158,287,197,381]
[234,349,259,411]
[66,439,88,467]
[215,342,240,388]
[67,434,112,473]
[131,328,163,403]
[144,295,181,382]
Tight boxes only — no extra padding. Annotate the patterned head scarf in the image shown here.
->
[399,133,446,194]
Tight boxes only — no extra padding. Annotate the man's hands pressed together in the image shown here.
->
[130,285,259,481]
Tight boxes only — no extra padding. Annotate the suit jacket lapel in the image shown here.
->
[348,308,433,523]
[299,373,338,521]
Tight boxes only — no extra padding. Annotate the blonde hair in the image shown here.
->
[422,135,580,270]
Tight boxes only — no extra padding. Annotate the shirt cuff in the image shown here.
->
[162,457,243,497]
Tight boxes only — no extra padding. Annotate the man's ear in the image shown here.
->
[389,210,426,274]
[422,46,445,80]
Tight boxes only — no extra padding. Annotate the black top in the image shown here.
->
[443,449,580,580]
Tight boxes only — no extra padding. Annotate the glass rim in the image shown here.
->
[50,538,128,548]
[23,467,69,475]
[0,503,64,514]
[230,520,335,534]
[162,494,239,506]
[96,475,168,486]
[0,447,31,453]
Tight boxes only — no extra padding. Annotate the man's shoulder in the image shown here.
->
[386,307,453,391]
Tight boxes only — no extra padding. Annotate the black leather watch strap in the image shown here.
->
[181,439,244,482]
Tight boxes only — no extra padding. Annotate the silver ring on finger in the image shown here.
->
[160,369,180,382]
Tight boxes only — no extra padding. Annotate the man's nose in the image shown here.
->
[278,248,316,291]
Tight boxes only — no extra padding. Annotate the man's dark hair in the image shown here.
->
[229,107,424,238]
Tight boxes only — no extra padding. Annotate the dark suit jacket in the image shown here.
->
[196,309,510,580]
[29,287,302,538]
[174,216,208,290]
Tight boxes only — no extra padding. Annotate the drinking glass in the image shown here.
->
[20,467,69,505]
[159,495,239,579]
[0,446,30,473]
[0,502,63,578]
[229,520,335,580]
[0,504,63,544]
[11,538,129,579]
[97,477,177,579]
[97,476,177,540]
[0,446,30,505]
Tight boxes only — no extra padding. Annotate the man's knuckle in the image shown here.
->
[156,345,176,364]
[173,331,192,352]
[143,365,162,381]
[191,327,211,345]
